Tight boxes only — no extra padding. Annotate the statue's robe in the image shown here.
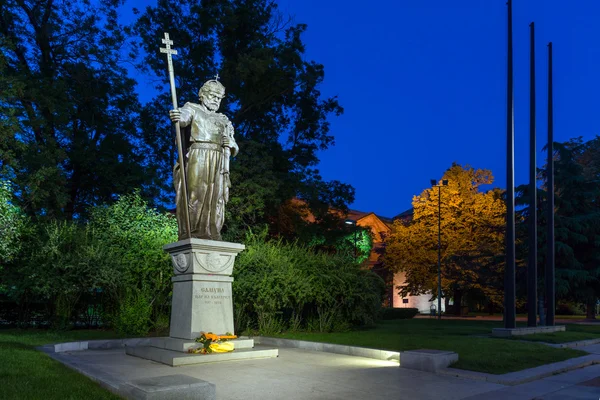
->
[174,102,238,240]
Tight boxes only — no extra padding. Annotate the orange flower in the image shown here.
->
[204,333,219,341]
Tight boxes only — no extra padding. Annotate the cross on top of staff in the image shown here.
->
[160,32,177,57]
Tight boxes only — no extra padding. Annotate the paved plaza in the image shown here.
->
[45,343,600,400]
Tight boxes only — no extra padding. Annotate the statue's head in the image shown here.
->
[198,79,225,112]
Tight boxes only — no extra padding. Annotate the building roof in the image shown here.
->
[393,208,414,221]
[346,209,394,225]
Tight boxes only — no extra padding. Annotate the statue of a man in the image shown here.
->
[169,79,238,240]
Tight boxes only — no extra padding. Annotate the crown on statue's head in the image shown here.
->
[199,74,225,99]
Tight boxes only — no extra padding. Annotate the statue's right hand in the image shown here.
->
[169,109,181,122]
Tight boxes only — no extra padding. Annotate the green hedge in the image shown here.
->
[233,231,386,334]
[381,307,419,320]
[2,191,387,336]
[1,192,177,333]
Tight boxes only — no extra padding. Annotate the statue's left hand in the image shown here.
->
[222,135,232,147]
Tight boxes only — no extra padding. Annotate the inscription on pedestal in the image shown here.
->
[194,287,232,307]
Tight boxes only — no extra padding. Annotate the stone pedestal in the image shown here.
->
[126,238,279,366]
[165,238,245,339]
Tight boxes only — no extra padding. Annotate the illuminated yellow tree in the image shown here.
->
[385,164,506,313]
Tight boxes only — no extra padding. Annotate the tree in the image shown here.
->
[133,0,353,240]
[0,180,25,266]
[0,0,151,220]
[384,164,506,313]
[539,137,600,318]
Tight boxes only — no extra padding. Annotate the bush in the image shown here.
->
[1,219,118,328]
[381,307,419,320]
[0,191,177,330]
[88,192,177,331]
[113,292,153,336]
[233,230,385,334]
[0,180,25,265]
[556,301,584,316]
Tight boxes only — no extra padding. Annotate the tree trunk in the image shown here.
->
[453,289,463,316]
[586,298,597,321]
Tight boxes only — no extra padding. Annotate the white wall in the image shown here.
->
[392,271,445,314]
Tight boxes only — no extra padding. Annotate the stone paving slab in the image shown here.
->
[552,338,600,348]
[537,385,600,399]
[580,343,600,354]
[439,354,600,385]
[41,346,504,400]
[123,374,216,400]
[492,325,566,337]
[401,349,458,372]
[255,336,400,362]
[39,337,600,400]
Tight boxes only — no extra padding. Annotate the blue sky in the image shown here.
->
[276,0,600,217]
[124,1,600,218]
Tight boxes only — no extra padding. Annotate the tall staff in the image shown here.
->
[505,0,516,329]
[161,32,192,238]
[528,22,538,328]
[546,42,555,326]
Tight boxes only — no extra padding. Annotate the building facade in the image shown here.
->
[347,209,445,314]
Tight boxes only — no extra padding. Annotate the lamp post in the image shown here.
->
[431,179,448,320]
[345,219,357,258]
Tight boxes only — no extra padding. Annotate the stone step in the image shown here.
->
[126,345,278,367]
[146,337,254,352]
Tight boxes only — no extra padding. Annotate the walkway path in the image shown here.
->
[45,344,600,400]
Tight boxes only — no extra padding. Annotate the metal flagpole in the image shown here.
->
[527,22,538,328]
[160,32,192,239]
[546,42,555,326]
[504,0,516,329]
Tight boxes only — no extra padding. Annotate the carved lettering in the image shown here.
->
[200,287,225,293]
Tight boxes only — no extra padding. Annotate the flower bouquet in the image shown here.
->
[188,332,237,354]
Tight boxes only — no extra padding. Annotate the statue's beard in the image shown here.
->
[204,101,219,112]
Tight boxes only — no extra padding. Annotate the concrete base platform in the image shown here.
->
[123,374,215,400]
[41,346,507,400]
[492,325,566,337]
[400,349,459,372]
[126,345,279,367]
[145,337,255,352]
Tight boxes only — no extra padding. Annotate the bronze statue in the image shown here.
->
[169,79,238,240]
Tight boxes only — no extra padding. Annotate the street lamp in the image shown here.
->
[430,179,448,320]
[345,219,357,258]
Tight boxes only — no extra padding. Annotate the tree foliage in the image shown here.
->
[543,137,600,309]
[233,230,385,334]
[0,180,25,265]
[1,192,176,332]
[0,0,152,219]
[385,164,506,310]
[133,0,353,240]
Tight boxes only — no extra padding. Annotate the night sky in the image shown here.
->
[127,1,600,218]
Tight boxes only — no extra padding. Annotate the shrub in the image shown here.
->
[0,180,25,265]
[381,307,419,320]
[1,219,118,328]
[113,292,153,336]
[88,192,177,330]
[556,301,584,316]
[233,230,385,334]
[1,191,177,330]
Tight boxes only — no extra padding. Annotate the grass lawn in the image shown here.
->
[0,329,123,400]
[510,323,600,344]
[1,320,597,399]
[272,319,590,374]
